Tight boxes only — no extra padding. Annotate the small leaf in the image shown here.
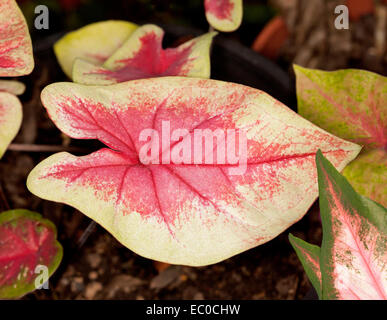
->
[73,25,216,85]
[0,0,34,76]
[289,233,322,298]
[0,209,63,299]
[0,80,25,95]
[0,92,22,158]
[204,0,243,32]
[27,78,360,266]
[295,65,386,151]
[54,20,137,78]
[316,150,387,300]
[343,149,386,207]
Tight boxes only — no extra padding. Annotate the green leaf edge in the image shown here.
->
[0,209,63,299]
[288,233,322,299]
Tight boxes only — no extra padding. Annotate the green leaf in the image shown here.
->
[294,65,386,207]
[289,234,322,298]
[295,65,386,150]
[342,149,386,207]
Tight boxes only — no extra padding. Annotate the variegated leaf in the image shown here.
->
[289,233,322,298]
[295,65,386,207]
[204,0,243,32]
[317,150,387,300]
[295,66,386,150]
[0,0,34,76]
[54,20,137,79]
[27,78,360,266]
[0,209,63,299]
[73,25,216,85]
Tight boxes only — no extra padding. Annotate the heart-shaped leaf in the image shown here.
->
[27,78,360,266]
[0,91,22,158]
[0,209,63,299]
[0,0,34,77]
[204,0,243,32]
[73,25,216,85]
[0,79,25,95]
[295,65,387,207]
[291,151,387,300]
[54,20,137,79]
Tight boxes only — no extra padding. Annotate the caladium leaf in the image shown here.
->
[204,0,243,32]
[288,234,322,299]
[54,20,138,79]
[0,91,22,158]
[0,0,34,76]
[72,25,216,85]
[27,78,360,266]
[295,65,386,150]
[316,150,387,300]
[0,209,63,299]
[0,79,25,95]
[343,149,386,207]
[295,65,386,206]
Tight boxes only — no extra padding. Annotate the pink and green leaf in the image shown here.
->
[72,24,217,85]
[0,91,22,158]
[54,20,137,79]
[204,0,243,32]
[317,150,387,300]
[27,78,360,266]
[295,65,386,206]
[0,80,25,95]
[288,234,322,298]
[0,209,63,299]
[0,0,34,77]
[342,149,386,207]
[295,65,386,151]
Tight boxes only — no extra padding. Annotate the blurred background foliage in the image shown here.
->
[17,0,386,75]
[17,0,277,46]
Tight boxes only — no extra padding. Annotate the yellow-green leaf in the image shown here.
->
[73,24,216,85]
[343,149,387,207]
[54,20,137,79]
[295,65,386,150]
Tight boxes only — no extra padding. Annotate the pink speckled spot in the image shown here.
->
[88,32,194,82]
